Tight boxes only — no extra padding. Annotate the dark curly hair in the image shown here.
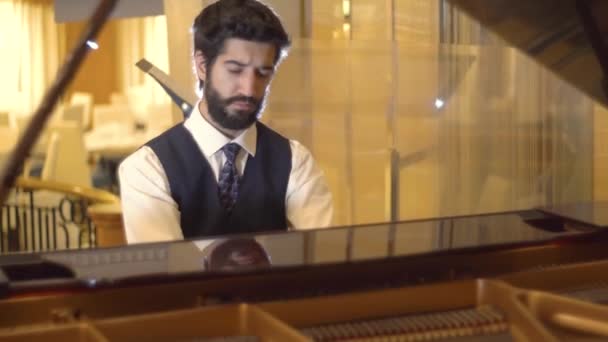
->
[192,0,291,89]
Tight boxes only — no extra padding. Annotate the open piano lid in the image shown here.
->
[448,0,608,107]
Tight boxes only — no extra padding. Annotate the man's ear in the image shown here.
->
[194,50,207,83]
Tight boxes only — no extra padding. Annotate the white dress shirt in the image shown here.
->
[118,107,333,244]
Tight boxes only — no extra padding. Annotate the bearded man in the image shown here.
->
[118,0,333,243]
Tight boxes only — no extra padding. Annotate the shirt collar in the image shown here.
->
[184,101,257,158]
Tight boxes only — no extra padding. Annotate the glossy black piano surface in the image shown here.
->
[1,208,607,301]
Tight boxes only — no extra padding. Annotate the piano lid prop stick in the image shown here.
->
[135,58,196,118]
[0,0,119,206]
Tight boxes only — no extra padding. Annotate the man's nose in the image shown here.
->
[238,70,261,97]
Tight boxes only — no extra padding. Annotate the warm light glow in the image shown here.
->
[342,0,351,17]
[86,40,99,50]
[434,98,444,109]
[343,22,351,34]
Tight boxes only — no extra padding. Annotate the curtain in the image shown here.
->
[116,15,170,121]
[0,0,65,116]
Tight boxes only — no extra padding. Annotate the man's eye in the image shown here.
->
[228,69,242,74]
[257,70,272,78]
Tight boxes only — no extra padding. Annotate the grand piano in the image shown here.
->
[2,0,608,341]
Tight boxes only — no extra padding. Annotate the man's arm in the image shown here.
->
[285,140,334,229]
[118,146,184,243]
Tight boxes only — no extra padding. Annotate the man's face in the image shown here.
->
[202,38,276,130]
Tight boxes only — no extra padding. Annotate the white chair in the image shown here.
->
[125,86,148,124]
[110,92,128,105]
[43,121,92,188]
[40,132,61,181]
[92,104,135,129]
[70,92,94,131]
[61,103,86,128]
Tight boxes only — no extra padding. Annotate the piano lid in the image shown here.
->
[3,208,608,299]
[31,210,585,280]
[447,0,608,107]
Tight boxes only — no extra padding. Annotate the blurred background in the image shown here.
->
[0,0,606,244]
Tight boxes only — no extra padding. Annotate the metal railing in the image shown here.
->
[1,189,96,253]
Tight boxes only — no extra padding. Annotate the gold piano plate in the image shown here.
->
[0,323,107,342]
[258,278,608,341]
[0,304,307,342]
[4,277,608,341]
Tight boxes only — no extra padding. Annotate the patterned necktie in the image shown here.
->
[218,143,241,213]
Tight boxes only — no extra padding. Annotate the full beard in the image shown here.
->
[204,80,266,131]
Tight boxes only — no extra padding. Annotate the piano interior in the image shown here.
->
[0,209,608,341]
[2,0,608,341]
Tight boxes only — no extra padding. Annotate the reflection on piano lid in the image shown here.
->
[201,238,272,271]
[448,0,608,107]
[1,209,608,300]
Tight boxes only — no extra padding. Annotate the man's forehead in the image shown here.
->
[218,38,276,63]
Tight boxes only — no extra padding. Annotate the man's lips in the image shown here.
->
[230,101,254,110]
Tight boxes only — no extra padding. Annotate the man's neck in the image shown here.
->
[198,100,244,139]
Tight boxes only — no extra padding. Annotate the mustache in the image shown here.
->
[225,96,259,106]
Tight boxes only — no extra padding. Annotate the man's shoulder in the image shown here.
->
[120,146,159,171]
[118,145,167,188]
[146,122,187,148]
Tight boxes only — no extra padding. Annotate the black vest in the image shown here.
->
[146,121,291,238]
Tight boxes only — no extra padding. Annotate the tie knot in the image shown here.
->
[222,143,241,162]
